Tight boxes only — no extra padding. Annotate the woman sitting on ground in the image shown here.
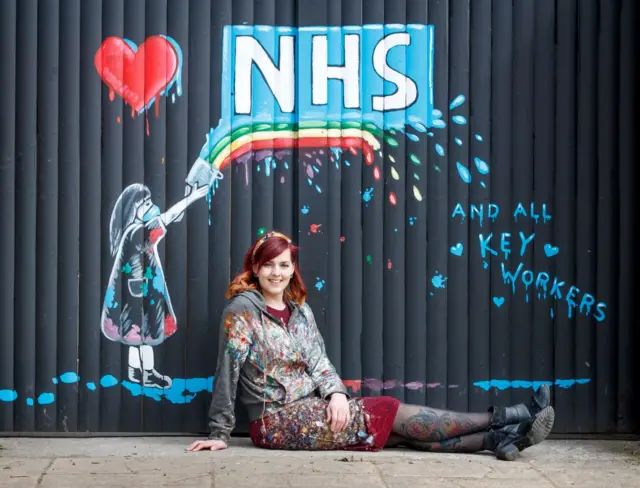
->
[187,231,555,460]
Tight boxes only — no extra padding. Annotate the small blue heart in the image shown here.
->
[493,296,505,308]
[450,243,464,256]
[544,244,559,257]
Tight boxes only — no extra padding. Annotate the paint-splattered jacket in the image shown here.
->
[207,290,349,443]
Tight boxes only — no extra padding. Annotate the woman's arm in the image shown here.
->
[301,304,350,400]
[207,305,254,444]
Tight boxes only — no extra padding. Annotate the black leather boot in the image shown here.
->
[488,384,552,428]
[483,405,556,461]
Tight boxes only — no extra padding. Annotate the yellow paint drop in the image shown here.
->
[413,185,423,201]
[389,155,395,163]
[390,167,400,180]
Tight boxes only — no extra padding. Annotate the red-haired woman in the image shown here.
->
[187,231,555,461]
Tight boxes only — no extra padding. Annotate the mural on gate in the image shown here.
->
[0,24,606,408]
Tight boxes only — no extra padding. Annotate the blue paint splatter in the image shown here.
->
[52,377,58,384]
[473,157,490,175]
[301,205,310,215]
[104,286,115,309]
[480,181,486,188]
[452,115,467,125]
[454,137,463,146]
[432,109,443,119]
[475,134,484,142]
[431,273,448,289]
[100,375,119,388]
[406,133,419,142]
[474,378,592,391]
[26,398,34,406]
[456,162,472,184]
[434,144,445,157]
[0,390,18,402]
[432,119,447,129]
[314,277,326,291]
[86,382,97,391]
[449,94,466,110]
[38,393,55,405]
[121,376,214,404]
[408,216,417,226]
[60,372,79,384]
[361,187,374,203]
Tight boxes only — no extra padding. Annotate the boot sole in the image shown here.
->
[496,406,555,461]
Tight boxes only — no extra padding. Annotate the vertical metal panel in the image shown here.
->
[183,0,212,433]
[553,0,578,434]
[446,0,470,413]
[13,0,38,432]
[0,0,17,432]
[360,0,385,400]
[488,0,513,412]
[57,0,81,434]
[339,0,364,395]
[617,0,638,434]
[531,0,556,429]
[404,0,429,409]
[99,0,125,433]
[467,0,491,415]
[78,0,103,433]
[575,0,598,434]
[0,0,638,436]
[425,0,449,411]
[162,0,191,433]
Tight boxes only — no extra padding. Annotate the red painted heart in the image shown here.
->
[94,36,178,113]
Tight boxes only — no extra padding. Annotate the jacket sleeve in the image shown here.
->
[207,304,254,443]
[302,304,350,400]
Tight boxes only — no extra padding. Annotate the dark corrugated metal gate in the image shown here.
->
[0,0,638,436]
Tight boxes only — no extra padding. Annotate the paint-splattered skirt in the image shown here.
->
[249,396,400,451]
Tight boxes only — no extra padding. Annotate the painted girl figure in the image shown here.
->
[101,159,219,389]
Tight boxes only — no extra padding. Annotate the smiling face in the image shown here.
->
[254,248,294,301]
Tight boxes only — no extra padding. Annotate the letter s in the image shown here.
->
[594,302,607,322]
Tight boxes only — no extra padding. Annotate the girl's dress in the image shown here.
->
[101,219,177,346]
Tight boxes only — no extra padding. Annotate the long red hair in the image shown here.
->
[225,231,307,304]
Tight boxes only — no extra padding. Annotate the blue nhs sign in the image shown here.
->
[219,24,435,130]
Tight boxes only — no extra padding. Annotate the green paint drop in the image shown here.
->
[366,255,372,264]
[121,263,132,274]
[409,153,421,166]
[384,135,399,147]
[257,227,266,236]
[144,267,153,279]
[434,165,441,172]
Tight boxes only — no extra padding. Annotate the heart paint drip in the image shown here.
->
[94,35,183,127]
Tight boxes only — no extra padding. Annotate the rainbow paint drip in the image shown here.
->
[198,120,383,173]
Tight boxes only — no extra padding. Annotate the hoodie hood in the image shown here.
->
[231,289,302,317]
[232,289,268,313]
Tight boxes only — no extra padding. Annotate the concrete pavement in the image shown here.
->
[1,436,639,487]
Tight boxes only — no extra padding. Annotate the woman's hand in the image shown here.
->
[186,439,228,452]
[326,393,350,433]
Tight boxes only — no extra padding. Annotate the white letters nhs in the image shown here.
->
[220,24,435,130]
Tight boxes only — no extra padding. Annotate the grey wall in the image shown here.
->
[0,0,638,435]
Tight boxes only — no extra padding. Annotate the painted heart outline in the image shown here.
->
[94,35,183,113]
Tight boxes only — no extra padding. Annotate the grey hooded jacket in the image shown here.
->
[207,290,349,443]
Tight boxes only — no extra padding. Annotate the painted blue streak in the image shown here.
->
[474,378,592,391]
[1,374,593,406]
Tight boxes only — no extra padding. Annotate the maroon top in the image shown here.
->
[267,304,291,327]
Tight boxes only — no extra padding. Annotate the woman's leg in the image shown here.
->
[391,404,491,442]
[386,432,487,453]
[391,384,551,443]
